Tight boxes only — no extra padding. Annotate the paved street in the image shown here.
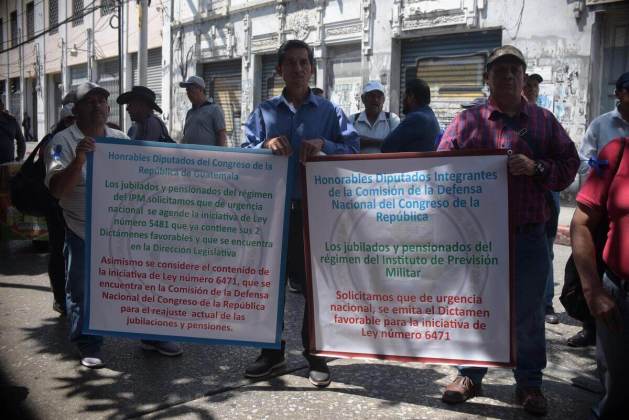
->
[0,207,601,419]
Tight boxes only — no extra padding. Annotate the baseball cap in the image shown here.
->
[75,82,109,102]
[59,103,74,120]
[363,81,385,95]
[179,76,205,90]
[487,45,527,70]
[616,72,629,90]
[527,73,543,83]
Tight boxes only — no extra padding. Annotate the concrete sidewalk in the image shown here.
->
[556,204,576,247]
[0,239,599,420]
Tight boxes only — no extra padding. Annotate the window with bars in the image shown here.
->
[101,0,115,16]
[26,2,35,39]
[49,0,59,34]
[10,11,17,47]
[72,0,84,27]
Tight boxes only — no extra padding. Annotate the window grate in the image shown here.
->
[10,11,17,47]
[72,0,84,27]
[49,0,58,34]
[101,0,116,17]
[26,2,35,39]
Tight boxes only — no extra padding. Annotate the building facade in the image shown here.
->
[0,0,165,139]
[2,1,628,176]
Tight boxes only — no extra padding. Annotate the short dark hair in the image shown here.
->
[278,39,315,67]
[406,79,431,106]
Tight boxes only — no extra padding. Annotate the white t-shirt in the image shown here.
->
[350,111,401,153]
[44,124,129,239]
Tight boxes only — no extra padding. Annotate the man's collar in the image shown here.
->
[71,123,114,138]
[487,97,530,120]
[358,111,386,123]
[278,88,319,110]
[611,106,629,123]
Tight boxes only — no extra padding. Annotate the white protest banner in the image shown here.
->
[85,139,290,348]
[303,151,514,366]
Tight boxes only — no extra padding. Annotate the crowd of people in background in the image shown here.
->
[1,38,627,418]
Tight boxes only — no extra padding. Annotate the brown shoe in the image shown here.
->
[442,376,482,404]
[515,387,548,416]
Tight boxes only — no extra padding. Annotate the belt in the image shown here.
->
[606,269,629,292]
[515,223,544,234]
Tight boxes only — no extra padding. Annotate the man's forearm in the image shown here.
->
[49,160,84,199]
[571,207,604,297]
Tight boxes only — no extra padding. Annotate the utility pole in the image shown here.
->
[87,29,94,81]
[118,0,124,127]
[138,0,149,85]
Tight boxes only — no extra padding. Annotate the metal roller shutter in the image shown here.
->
[97,58,121,126]
[202,60,242,147]
[261,55,283,102]
[400,31,501,126]
[327,44,361,117]
[132,48,163,108]
[69,64,88,89]
[260,54,316,103]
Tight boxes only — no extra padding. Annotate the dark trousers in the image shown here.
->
[287,207,310,351]
[265,206,310,353]
[593,272,629,418]
[45,205,66,307]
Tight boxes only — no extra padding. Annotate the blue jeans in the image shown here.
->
[458,223,549,388]
[64,229,103,353]
[544,192,560,307]
[592,272,629,419]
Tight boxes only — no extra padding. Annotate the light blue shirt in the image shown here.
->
[579,107,629,174]
[243,90,359,198]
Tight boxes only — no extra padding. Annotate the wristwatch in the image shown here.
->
[534,160,545,176]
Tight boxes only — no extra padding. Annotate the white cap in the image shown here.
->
[59,103,74,120]
[179,76,205,90]
[363,80,385,95]
[65,82,109,104]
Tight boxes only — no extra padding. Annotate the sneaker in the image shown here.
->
[244,341,286,378]
[442,376,482,404]
[52,301,66,316]
[515,386,548,416]
[79,350,105,369]
[566,329,595,347]
[544,306,559,324]
[304,353,331,387]
[141,340,183,356]
[287,277,302,294]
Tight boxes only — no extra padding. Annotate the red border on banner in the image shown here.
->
[300,149,515,367]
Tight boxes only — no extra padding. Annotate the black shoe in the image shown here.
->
[544,306,559,325]
[304,353,331,387]
[287,277,302,294]
[52,301,66,316]
[567,329,595,347]
[244,341,286,378]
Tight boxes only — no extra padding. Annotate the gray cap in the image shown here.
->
[179,76,205,90]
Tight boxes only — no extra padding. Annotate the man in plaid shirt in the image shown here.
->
[438,45,579,416]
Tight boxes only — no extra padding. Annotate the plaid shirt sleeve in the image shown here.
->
[536,111,580,192]
[437,113,462,151]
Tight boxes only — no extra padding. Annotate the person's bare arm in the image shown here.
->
[571,203,622,331]
[49,137,94,199]
[216,129,227,147]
